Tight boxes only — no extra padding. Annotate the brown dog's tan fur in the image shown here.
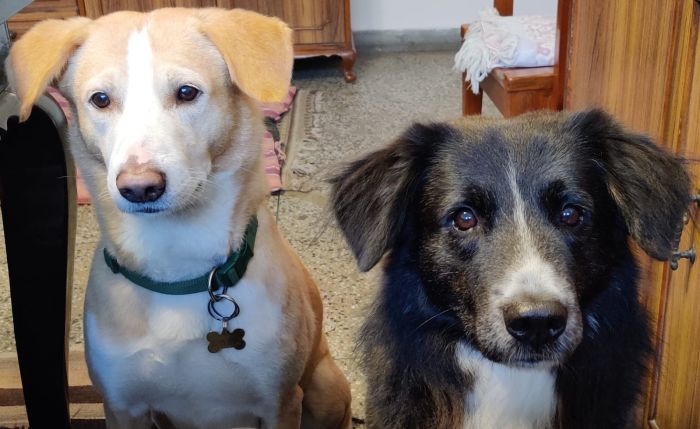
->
[198,8,294,103]
[7,16,90,120]
[7,8,351,428]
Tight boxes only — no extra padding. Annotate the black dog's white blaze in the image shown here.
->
[453,164,581,428]
[456,344,556,429]
[471,164,583,366]
[330,110,690,429]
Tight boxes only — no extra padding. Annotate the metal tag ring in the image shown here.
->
[207,294,240,321]
[207,267,227,301]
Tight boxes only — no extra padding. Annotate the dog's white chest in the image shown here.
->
[84,266,285,427]
[456,343,556,429]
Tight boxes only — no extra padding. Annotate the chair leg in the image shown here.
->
[463,88,483,115]
[462,73,483,115]
[0,106,74,429]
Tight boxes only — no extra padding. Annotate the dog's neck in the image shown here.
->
[457,343,556,429]
[96,165,268,283]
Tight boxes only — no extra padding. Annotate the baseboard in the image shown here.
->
[353,29,462,52]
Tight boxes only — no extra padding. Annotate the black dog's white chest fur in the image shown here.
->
[331,110,690,428]
[457,343,556,429]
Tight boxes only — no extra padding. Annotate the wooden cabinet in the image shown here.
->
[215,1,356,81]
[647,5,700,426]
[8,0,79,38]
[10,0,355,81]
[566,1,700,427]
[82,0,217,16]
[11,0,357,81]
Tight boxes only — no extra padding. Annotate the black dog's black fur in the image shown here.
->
[330,110,690,428]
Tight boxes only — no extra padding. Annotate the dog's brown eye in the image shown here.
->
[177,85,199,102]
[560,205,583,227]
[90,92,111,108]
[453,208,478,231]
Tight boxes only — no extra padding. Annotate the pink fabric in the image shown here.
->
[261,86,296,192]
[45,86,296,203]
[45,88,93,204]
[262,131,284,192]
[46,87,72,122]
[260,87,296,121]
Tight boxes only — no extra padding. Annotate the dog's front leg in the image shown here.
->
[300,353,352,429]
[267,385,303,429]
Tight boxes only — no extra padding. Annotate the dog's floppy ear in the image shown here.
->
[5,17,91,121]
[199,8,293,102]
[330,123,455,271]
[566,109,691,260]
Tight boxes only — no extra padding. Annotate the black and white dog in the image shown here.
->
[330,110,690,429]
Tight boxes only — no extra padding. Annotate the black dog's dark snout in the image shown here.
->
[503,301,567,348]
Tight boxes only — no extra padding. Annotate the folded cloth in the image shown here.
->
[45,87,93,204]
[260,86,296,121]
[260,86,296,192]
[454,8,556,94]
[262,128,285,193]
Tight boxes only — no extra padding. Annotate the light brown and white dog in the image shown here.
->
[6,8,351,429]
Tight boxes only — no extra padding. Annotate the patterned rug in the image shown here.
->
[280,88,324,192]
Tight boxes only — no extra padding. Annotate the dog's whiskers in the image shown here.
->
[414,308,454,332]
[309,215,334,248]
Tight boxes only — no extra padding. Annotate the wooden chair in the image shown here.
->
[1,92,75,428]
[462,0,571,117]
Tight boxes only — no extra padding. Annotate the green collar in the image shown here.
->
[103,217,258,295]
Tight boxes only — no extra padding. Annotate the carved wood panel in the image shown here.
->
[8,0,80,37]
[216,0,343,45]
[82,0,216,18]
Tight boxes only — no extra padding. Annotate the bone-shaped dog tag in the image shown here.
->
[207,328,246,353]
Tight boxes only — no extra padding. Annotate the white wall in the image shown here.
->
[351,0,558,32]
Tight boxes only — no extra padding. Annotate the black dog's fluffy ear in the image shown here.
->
[566,109,691,260]
[329,123,455,271]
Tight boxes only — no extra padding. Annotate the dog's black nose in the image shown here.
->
[503,301,567,348]
[116,169,166,203]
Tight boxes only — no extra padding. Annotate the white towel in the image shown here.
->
[454,9,556,94]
